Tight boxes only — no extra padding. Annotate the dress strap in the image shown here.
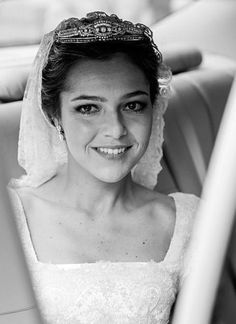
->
[8,185,39,265]
[164,192,200,265]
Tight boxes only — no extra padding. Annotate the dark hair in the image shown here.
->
[42,40,159,122]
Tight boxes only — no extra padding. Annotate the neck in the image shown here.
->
[57,159,135,217]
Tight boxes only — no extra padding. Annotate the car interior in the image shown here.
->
[0,0,236,323]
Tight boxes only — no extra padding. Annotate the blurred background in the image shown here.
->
[0,0,196,47]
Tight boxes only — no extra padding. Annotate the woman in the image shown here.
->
[9,11,199,323]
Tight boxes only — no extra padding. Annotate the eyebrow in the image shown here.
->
[71,90,149,102]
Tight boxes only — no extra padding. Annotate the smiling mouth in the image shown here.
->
[93,146,132,158]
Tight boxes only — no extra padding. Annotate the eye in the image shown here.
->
[123,101,146,113]
[74,104,100,115]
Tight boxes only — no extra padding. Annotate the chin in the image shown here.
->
[94,168,131,184]
[90,155,144,184]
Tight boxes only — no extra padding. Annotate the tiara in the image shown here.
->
[54,11,162,62]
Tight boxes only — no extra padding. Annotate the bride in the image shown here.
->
[8,11,199,324]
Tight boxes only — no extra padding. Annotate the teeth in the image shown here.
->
[97,147,127,155]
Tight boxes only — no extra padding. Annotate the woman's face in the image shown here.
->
[59,53,153,183]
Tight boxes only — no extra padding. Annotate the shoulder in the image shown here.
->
[135,184,176,216]
[8,182,51,217]
[134,184,177,236]
[11,172,61,204]
[8,186,36,216]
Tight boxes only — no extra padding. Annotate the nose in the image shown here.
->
[102,111,127,139]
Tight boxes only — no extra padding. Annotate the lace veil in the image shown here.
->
[13,21,172,190]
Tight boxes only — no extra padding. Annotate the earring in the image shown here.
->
[57,125,65,141]
[54,120,65,141]
[57,124,65,141]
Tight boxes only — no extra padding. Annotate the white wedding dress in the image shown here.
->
[9,187,199,324]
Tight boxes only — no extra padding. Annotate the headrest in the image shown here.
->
[0,67,30,102]
[162,44,202,74]
[0,45,37,102]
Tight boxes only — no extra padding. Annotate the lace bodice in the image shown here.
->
[9,189,199,324]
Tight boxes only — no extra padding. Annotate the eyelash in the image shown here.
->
[123,101,146,113]
[74,101,146,115]
[74,104,99,115]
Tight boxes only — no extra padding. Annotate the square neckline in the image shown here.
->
[9,186,181,268]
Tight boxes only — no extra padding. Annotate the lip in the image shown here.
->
[92,145,132,160]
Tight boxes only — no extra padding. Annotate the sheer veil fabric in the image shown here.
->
[12,26,172,190]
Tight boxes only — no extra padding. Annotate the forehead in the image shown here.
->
[63,53,150,94]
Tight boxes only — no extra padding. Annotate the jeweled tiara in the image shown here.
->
[54,11,162,63]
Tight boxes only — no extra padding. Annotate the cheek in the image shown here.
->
[63,118,97,149]
[131,113,153,147]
